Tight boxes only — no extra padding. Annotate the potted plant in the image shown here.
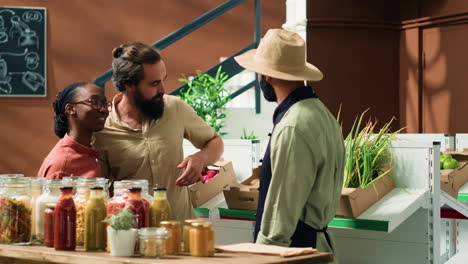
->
[104,204,138,257]
[179,67,262,181]
[178,66,232,136]
[240,128,258,140]
[336,109,403,218]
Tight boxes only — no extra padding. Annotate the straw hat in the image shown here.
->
[234,29,323,81]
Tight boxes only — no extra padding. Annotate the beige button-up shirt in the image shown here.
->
[93,94,215,221]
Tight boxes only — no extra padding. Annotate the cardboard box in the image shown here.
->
[223,167,261,211]
[189,160,236,208]
[440,150,468,199]
[336,175,395,218]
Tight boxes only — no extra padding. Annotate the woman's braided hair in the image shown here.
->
[52,82,88,138]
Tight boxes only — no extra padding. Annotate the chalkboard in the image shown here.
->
[0,7,46,97]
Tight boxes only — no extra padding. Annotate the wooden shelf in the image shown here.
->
[330,188,428,233]
[0,244,333,264]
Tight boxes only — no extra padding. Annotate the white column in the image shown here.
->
[282,0,307,41]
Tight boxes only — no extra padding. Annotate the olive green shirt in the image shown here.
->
[93,94,215,221]
[256,98,345,254]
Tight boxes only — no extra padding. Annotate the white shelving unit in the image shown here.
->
[192,134,468,263]
[330,141,443,264]
[358,188,429,233]
[451,133,468,263]
[396,133,455,151]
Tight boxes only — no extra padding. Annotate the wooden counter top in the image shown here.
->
[0,244,333,264]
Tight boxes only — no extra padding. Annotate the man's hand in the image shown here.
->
[176,152,206,186]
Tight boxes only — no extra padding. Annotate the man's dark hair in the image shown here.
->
[52,82,89,138]
[111,42,162,92]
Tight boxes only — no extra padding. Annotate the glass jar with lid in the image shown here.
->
[183,218,206,252]
[134,180,152,222]
[126,187,147,228]
[189,221,214,257]
[0,177,32,245]
[138,227,170,258]
[35,179,72,242]
[54,186,76,250]
[95,177,110,200]
[75,177,98,245]
[44,203,55,247]
[84,186,107,252]
[150,187,172,227]
[106,180,132,216]
[135,179,153,202]
[160,221,181,255]
[28,177,43,241]
[62,176,80,195]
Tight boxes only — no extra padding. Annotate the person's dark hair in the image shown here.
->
[52,82,89,138]
[111,42,162,92]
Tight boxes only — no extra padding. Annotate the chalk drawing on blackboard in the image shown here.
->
[18,29,38,49]
[9,15,38,49]
[25,52,39,70]
[0,7,46,96]
[21,71,44,92]
[0,16,7,44]
[22,10,43,23]
[0,58,12,94]
[0,9,15,15]
[0,49,29,94]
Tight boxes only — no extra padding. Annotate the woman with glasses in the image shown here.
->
[37,82,111,179]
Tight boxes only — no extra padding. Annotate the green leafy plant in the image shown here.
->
[240,128,258,140]
[178,66,231,136]
[103,204,135,230]
[342,109,403,189]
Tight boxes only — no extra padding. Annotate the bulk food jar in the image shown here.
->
[54,186,76,251]
[189,221,215,257]
[106,180,132,216]
[35,179,72,242]
[160,221,181,255]
[138,228,169,258]
[84,186,106,252]
[28,177,43,241]
[75,178,98,245]
[0,177,32,245]
[150,187,172,227]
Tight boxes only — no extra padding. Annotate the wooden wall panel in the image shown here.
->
[399,28,420,132]
[422,24,468,134]
[307,0,400,135]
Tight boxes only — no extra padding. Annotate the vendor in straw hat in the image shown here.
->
[235,29,345,253]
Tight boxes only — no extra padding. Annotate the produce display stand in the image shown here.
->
[188,134,468,263]
[0,244,333,264]
[451,133,468,263]
[329,136,468,264]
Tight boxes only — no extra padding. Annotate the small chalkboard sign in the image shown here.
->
[0,7,46,97]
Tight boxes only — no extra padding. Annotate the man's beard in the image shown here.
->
[134,90,165,120]
[260,75,277,102]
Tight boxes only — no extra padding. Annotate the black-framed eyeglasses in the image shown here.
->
[70,98,112,111]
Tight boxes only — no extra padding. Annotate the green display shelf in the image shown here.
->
[329,217,389,232]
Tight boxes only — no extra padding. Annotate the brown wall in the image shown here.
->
[307,0,400,135]
[0,0,284,175]
[400,1,468,133]
[308,0,468,134]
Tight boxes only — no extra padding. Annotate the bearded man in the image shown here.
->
[93,42,223,221]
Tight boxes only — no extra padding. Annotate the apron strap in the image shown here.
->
[290,220,333,250]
